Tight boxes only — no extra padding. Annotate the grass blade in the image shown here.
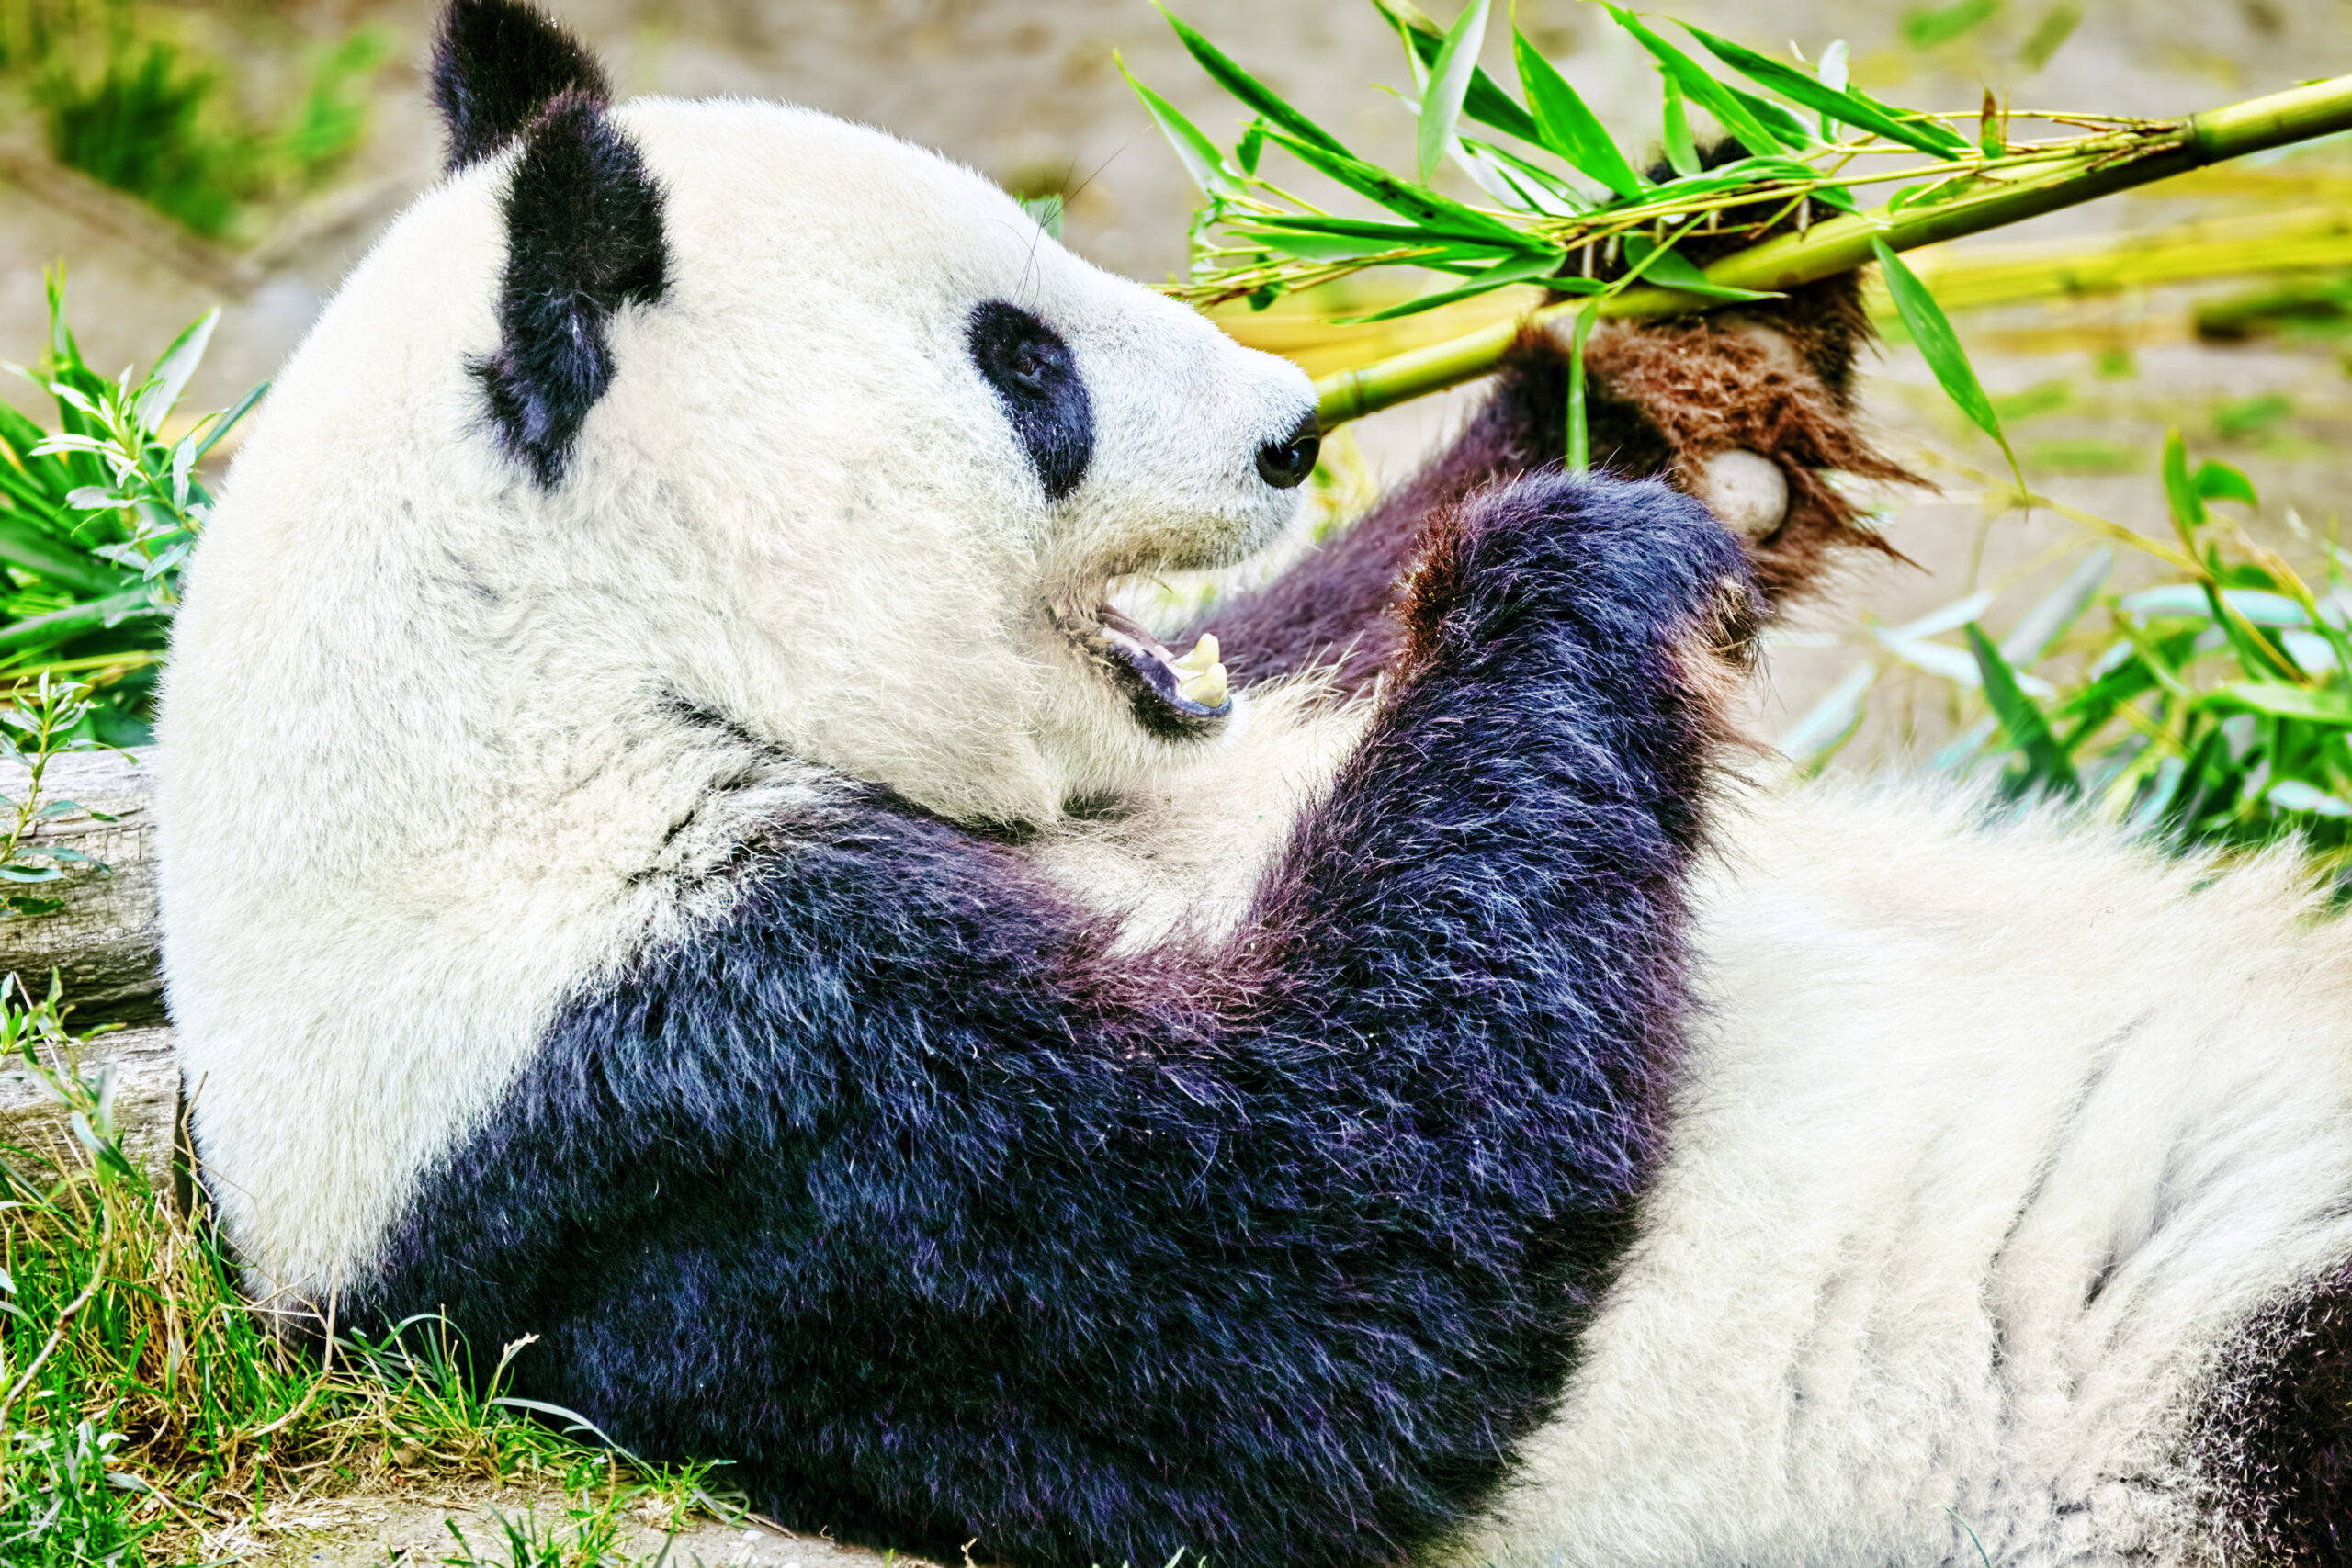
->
[1512,28,1645,197]
[1871,234,2020,489]
[1154,3,1352,156]
[1419,0,1490,186]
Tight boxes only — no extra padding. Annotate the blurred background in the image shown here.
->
[4,0,2352,771]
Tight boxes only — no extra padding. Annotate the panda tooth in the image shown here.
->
[1171,633,1220,674]
[1178,661,1228,708]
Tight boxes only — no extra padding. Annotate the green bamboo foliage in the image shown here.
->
[0,272,263,743]
[1126,4,2352,433]
[1786,443,2352,866]
[1132,0,2064,322]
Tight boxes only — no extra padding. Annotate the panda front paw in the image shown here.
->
[1403,470,1758,682]
[1527,315,1793,543]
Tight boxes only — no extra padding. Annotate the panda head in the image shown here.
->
[310,0,1321,827]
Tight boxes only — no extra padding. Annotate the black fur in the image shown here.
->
[967,301,1095,502]
[2192,1263,2352,1564]
[354,473,1752,1568]
[469,89,668,488]
[432,0,611,172]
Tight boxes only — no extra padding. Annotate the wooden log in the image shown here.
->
[0,748,164,1021]
[0,1023,178,1174]
[0,748,175,1171]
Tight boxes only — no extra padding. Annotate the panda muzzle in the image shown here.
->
[1098,605,1230,716]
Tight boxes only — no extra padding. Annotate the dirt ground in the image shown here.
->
[219,1480,916,1567]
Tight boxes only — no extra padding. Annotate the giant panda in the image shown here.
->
[153,5,2352,1567]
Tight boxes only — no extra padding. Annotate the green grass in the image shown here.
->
[2,0,385,239]
[0,967,726,1563]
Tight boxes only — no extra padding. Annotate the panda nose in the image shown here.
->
[1255,412,1320,489]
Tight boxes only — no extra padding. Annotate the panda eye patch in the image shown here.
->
[967,300,1094,502]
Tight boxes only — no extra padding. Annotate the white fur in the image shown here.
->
[1440,779,2352,1567]
[157,97,1316,1301]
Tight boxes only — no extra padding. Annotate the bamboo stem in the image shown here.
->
[1313,73,2352,428]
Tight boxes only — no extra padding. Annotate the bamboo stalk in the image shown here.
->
[1313,73,2352,428]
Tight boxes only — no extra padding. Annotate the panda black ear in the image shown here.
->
[470,88,668,487]
[432,0,611,171]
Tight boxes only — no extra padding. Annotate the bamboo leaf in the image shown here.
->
[2000,547,2112,665]
[1661,73,1702,176]
[1462,136,1590,215]
[2161,429,2206,531]
[1871,235,2020,486]
[1243,212,1537,247]
[1967,622,2077,793]
[1259,126,1541,246]
[1419,0,1491,186]
[2194,458,2258,507]
[1511,28,1645,197]
[1237,120,1267,173]
[132,310,218,438]
[1229,225,1525,265]
[1778,660,1878,769]
[2202,581,2302,682]
[2222,682,2352,724]
[1565,302,1600,470]
[1905,0,2001,51]
[191,380,266,462]
[1815,39,1849,138]
[1374,0,1546,146]
[1152,4,1352,156]
[1622,236,1782,301]
[1604,5,1790,155]
[1725,82,1817,147]
[1119,53,1243,197]
[1681,23,1969,156]
[1337,249,1573,323]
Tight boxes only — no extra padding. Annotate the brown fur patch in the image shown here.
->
[1398,500,1473,679]
[1579,302,1919,603]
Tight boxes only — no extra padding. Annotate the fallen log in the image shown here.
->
[0,748,176,1170]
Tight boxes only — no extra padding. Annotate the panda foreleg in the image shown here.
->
[350,472,1751,1568]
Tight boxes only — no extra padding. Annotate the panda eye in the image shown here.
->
[967,300,1095,503]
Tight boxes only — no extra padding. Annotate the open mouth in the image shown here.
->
[1092,603,1232,731]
